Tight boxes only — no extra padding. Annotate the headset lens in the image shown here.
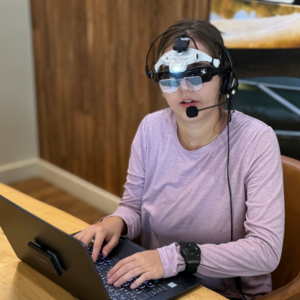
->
[186,76,202,85]
[159,76,202,94]
[200,69,214,83]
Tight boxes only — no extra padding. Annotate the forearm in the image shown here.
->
[100,205,141,240]
[158,234,282,279]
[198,237,281,278]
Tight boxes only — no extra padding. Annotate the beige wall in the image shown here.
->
[0,0,38,167]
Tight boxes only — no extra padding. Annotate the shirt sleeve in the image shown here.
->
[157,126,285,278]
[99,116,148,240]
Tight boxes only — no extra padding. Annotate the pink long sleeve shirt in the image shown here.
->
[101,108,284,300]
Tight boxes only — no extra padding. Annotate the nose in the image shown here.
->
[179,78,199,92]
[179,78,188,90]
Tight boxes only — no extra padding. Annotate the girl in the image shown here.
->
[75,19,284,300]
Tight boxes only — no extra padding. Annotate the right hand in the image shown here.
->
[74,216,127,262]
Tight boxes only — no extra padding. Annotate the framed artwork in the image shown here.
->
[210,0,300,78]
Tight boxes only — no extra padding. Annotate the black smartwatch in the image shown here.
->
[179,241,201,275]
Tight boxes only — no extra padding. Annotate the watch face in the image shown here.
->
[183,243,200,257]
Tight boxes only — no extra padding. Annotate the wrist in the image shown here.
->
[100,216,128,235]
[157,243,185,278]
[114,216,128,235]
[121,220,128,235]
[179,242,201,275]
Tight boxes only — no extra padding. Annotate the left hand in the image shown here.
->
[107,249,164,289]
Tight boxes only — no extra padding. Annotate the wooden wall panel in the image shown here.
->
[30,0,211,197]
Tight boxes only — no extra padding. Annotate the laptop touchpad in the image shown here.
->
[109,239,145,261]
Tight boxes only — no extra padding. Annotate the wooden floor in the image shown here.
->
[9,178,107,225]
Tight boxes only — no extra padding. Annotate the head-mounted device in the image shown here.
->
[145,29,238,101]
[158,67,223,94]
[155,44,220,74]
[146,35,223,94]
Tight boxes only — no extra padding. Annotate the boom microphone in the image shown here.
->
[186,100,227,118]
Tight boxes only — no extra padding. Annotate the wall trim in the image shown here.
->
[0,158,120,215]
[0,158,40,184]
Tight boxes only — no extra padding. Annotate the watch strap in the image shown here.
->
[185,263,199,274]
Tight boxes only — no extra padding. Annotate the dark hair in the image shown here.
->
[156,19,227,124]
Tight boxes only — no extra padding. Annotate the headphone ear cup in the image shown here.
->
[220,71,236,95]
[220,75,228,95]
[226,72,235,94]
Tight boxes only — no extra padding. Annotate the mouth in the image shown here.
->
[180,99,198,108]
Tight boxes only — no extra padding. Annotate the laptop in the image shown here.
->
[0,195,202,300]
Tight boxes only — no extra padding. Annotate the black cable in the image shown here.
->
[145,28,181,67]
[227,102,247,300]
[234,277,247,300]
[227,108,233,242]
[219,34,245,299]
[181,35,199,50]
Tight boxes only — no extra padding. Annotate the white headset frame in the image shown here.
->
[155,48,220,73]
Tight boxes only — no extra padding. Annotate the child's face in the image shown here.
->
[160,40,221,123]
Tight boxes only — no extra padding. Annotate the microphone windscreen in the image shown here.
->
[186,106,198,118]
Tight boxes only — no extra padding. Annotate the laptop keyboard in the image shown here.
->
[87,243,167,300]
